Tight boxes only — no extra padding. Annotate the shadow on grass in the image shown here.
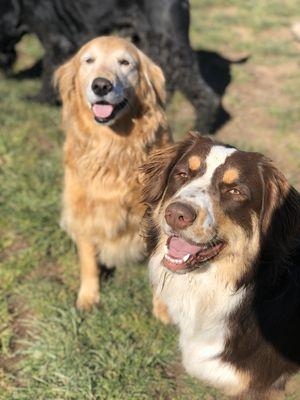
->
[195,49,249,133]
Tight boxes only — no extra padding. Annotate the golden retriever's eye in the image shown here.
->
[85,57,95,64]
[119,58,130,66]
[228,188,241,195]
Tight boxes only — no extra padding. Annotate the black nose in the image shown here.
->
[165,202,196,230]
[92,77,113,96]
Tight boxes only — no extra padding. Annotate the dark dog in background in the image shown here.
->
[0,0,27,71]
[0,0,220,133]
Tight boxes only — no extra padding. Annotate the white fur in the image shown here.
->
[149,242,246,394]
[177,145,236,229]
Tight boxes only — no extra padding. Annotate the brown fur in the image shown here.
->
[55,36,171,310]
[142,133,300,398]
[152,293,172,325]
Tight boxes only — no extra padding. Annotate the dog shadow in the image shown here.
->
[7,58,43,79]
[195,49,249,133]
[98,263,116,283]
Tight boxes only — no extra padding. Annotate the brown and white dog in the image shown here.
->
[54,36,171,310]
[141,132,300,399]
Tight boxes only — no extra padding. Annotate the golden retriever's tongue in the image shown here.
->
[92,103,113,119]
[168,237,201,259]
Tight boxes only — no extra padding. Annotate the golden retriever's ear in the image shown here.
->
[260,159,300,254]
[53,56,77,103]
[138,49,166,106]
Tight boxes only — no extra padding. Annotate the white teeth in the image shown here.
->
[164,253,190,264]
[165,255,182,264]
[183,254,190,262]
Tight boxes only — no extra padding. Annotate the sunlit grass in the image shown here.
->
[1,1,300,398]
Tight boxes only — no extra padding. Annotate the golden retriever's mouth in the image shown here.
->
[162,235,226,274]
[92,100,127,123]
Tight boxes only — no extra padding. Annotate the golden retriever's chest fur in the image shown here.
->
[61,133,148,267]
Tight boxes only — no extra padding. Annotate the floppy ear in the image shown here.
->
[140,144,179,207]
[53,56,77,104]
[138,49,166,107]
[140,132,201,207]
[260,159,300,258]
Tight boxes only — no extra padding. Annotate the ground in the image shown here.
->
[0,1,299,399]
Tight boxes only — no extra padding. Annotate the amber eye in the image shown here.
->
[85,57,95,64]
[228,188,241,195]
[176,171,188,179]
[119,58,130,66]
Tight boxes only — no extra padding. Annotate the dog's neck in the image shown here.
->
[63,99,170,182]
[149,249,246,329]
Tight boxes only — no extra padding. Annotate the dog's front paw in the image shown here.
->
[152,295,172,325]
[76,284,100,311]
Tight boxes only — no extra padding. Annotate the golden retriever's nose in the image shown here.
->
[165,202,196,230]
[92,77,113,96]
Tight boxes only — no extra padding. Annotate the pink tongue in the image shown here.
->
[92,103,113,119]
[168,237,202,259]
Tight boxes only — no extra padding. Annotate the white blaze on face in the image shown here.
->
[176,145,237,229]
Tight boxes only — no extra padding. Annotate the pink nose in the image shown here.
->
[165,202,196,230]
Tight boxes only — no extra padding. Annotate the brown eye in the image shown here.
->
[177,171,188,179]
[86,57,95,64]
[119,59,130,66]
[228,188,241,195]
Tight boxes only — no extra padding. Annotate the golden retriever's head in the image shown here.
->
[54,36,166,126]
[141,132,300,286]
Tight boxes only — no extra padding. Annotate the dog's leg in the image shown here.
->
[141,0,220,133]
[152,293,172,325]
[176,58,220,133]
[25,52,59,104]
[76,237,100,311]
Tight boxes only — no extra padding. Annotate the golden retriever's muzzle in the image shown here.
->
[88,76,128,124]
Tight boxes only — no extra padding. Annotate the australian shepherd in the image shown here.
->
[141,132,300,399]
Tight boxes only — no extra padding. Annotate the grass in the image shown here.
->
[0,1,300,399]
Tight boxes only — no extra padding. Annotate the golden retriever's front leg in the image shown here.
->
[152,293,172,325]
[76,237,100,311]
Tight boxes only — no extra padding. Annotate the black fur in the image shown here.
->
[0,0,222,132]
[224,184,300,396]
[142,133,300,397]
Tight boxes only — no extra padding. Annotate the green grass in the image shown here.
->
[0,75,219,399]
[1,1,300,399]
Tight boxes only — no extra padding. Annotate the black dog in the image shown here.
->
[0,0,27,71]
[0,0,220,133]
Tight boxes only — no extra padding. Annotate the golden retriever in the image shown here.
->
[54,36,171,310]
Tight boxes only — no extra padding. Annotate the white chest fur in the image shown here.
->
[149,252,246,394]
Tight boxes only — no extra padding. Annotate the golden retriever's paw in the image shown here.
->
[76,286,100,311]
[152,295,172,325]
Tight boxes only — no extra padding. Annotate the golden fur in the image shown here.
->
[188,155,201,171]
[55,36,171,310]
